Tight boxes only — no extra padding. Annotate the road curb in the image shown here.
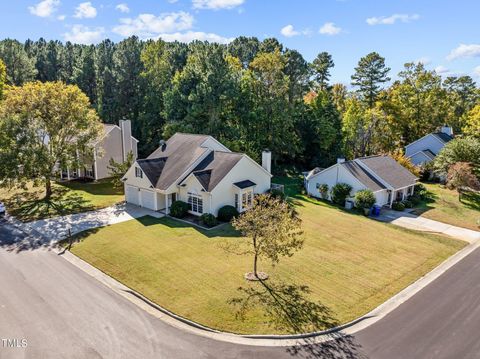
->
[54,237,480,347]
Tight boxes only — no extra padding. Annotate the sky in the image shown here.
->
[1,0,480,84]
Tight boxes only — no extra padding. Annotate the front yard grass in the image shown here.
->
[413,183,480,231]
[68,195,466,335]
[0,179,124,222]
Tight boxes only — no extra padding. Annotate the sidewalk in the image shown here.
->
[28,203,164,243]
[376,210,480,243]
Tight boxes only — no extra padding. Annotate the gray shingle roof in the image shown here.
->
[432,132,453,143]
[422,149,436,160]
[136,157,167,187]
[341,161,386,192]
[233,180,257,189]
[146,133,211,190]
[357,155,418,189]
[187,151,243,191]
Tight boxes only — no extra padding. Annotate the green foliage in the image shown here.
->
[108,151,135,187]
[269,188,286,201]
[354,189,376,209]
[217,205,239,222]
[392,202,405,211]
[351,52,390,108]
[317,183,329,199]
[170,200,189,218]
[402,200,413,208]
[311,52,334,91]
[331,183,352,206]
[232,194,304,277]
[434,137,480,175]
[463,104,480,139]
[0,81,102,198]
[200,213,218,228]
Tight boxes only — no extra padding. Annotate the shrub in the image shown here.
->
[414,183,429,200]
[409,194,421,206]
[200,213,218,228]
[354,189,376,209]
[392,201,405,211]
[331,183,352,206]
[170,200,189,218]
[446,162,480,191]
[317,183,329,199]
[270,188,286,201]
[217,205,239,222]
[402,200,413,208]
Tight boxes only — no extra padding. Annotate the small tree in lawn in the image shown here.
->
[232,194,303,280]
[108,151,135,187]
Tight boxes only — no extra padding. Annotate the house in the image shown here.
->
[405,126,454,166]
[122,133,272,216]
[305,155,418,207]
[60,120,139,181]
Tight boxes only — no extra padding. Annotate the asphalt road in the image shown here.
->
[0,219,479,359]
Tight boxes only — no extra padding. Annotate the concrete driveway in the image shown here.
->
[27,203,164,243]
[376,209,480,243]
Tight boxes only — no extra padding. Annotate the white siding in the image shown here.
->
[405,134,445,158]
[123,162,155,189]
[178,175,211,215]
[209,156,271,216]
[95,127,124,180]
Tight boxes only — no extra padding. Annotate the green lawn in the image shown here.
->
[68,194,465,335]
[413,183,480,231]
[0,179,124,222]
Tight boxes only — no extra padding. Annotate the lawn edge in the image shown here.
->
[55,237,479,347]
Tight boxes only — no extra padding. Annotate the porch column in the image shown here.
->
[154,191,158,211]
[67,167,70,181]
[389,190,394,207]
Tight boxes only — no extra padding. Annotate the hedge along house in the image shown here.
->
[305,155,418,207]
[122,133,272,216]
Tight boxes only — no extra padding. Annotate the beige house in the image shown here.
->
[60,120,138,181]
[122,133,272,216]
[305,155,418,207]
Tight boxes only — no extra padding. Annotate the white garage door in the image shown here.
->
[125,185,140,206]
[140,189,156,210]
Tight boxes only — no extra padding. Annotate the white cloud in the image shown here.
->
[115,3,129,13]
[474,66,480,78]
[366,14,419,25]
[434,65,449,74]
[74,2,97,19]
[64,24,105,44]
[113,11,194,38]
[280,25,299,38]
[157,31,234,44]
[192,0,244,10]
[447,44,480,61]
[28,0,60,17]
[414,57,431,65]
[319,22,342,36]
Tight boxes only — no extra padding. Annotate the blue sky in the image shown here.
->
[1,0,480,83]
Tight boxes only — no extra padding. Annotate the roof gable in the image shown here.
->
[357,156,418,189]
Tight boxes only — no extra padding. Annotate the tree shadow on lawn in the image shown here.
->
[4,186,96,222]
[61,178,124,196]
[229,279,366,358]
[460,191,480,212]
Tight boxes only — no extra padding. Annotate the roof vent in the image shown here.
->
[159,139,167,151]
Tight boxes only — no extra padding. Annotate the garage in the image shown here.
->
[140,189,156,210]
[125,185,140,206]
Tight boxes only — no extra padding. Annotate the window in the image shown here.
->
[240,190,253,211]
[135,167,143,178]
[187,193,203,214]
[234,194,239,210]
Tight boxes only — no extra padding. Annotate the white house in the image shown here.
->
[305,155,418,207]
[60,120,139,181]
[122,133,272,216]
[405,126,454,166]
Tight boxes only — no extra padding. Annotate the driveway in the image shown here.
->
[376,209,480,243]
[27,203,164,243]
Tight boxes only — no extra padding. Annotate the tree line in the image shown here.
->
[0,36,479,170]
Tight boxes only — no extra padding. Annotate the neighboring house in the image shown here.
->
[122,133,272,216]
[405,126,454,166]
[60,120,138,181]
[305,155,418,207]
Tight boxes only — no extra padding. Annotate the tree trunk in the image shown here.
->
[253,235,258,278]
[45,178,52,200]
